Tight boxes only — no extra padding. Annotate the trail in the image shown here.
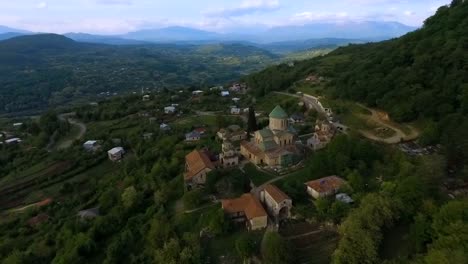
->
[357,104,419,144]
[47,113,87,151]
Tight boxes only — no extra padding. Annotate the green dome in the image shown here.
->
[269,105,288,119]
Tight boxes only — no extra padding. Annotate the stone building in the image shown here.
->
[219,140,239,168]
[260,184,292,225]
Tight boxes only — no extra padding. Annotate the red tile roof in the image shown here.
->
[263,184,290,203]
[305,176,345,194]
[222,193,267,220]
[185,149,215,180]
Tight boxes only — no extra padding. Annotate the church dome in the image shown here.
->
[269,105,288,119]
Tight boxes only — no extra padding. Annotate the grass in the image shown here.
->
[244,164,273,186]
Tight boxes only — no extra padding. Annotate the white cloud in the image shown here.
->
[205,0,280,17]
[404,10,415,16]
[36,2,47,9]
[291,11,350,23]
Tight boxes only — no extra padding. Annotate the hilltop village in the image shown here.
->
[0,74,463,263]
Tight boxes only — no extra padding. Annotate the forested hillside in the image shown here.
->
[244,0,468,174]
[0,34,277,114]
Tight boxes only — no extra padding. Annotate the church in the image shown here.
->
[240,105,302,167]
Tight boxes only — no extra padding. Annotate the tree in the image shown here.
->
[247,106,258,138]
[236,234,256,263]
[121,186,137,209]
[183,189,203,210]
[261,231,293,264]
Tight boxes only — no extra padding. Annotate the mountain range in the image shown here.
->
[0,21,416,45]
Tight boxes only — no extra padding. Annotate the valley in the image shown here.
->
[0,1,467,264]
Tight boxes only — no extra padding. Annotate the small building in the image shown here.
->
[78,208,100,220]
[221,91,230,97]
[305,176,346,199]
[232,98,241,103]
[142,95,150,101]
[260,184,292,225]
[164,106,176,114]
[231,107,241,115]
[217,125,247,142]
[289,113,305,124]
[108,147,125,162]
[184,149,215,189]
[83,140,100,152]
[219,140,239,168]
[185,131,201,142]
[192,90,204,96]
[5,138,21,144]
[336,193,354,204]
[194,127,207,135]
[307,120,335,151]
[13,123,23,128]
[160,123,171,131]
[222,193,268,231]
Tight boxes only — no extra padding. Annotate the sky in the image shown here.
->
[0,0,453,34]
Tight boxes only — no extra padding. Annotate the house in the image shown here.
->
[307,120,335,151]
[219,140,239,168]
[142,95,150,101]
[78,208,100,220]
[160,123,171,131]
[108,147,125,162]
[240,106,301,167]
[221,91,230,97]
[164,106,176,114]
[222,193,268,231]
[5,138,21,144]
[289,113,305,124]
[217,125,247,142]
[184,149,215,189]
[305,176,346,199]
[83,140,100,152]
[231,107,241,115]
[192,90,204,96]
[13,123,23,128]
[194,127,207,135]
[185,131,201,142]
[232,98,241,103]
[260,184,292,224]
[336,193,354,204]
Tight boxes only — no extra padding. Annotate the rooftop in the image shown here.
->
[185,149,215,180]
[108,147,124,155]
[222,193,267,220]
[263,184,291,204]
[305,176,346,194]
[269,105,288,119]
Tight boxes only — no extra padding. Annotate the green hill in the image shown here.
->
[0,34,277,114]
[244,0,468,171]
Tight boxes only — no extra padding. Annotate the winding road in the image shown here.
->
[47,113,87,151]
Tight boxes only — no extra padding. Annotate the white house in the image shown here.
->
[192,90,204,96]
[5,138,21,144]
[305,176,346,199]
[164,106,176,114]
[221,91,230,97]
[142,95,150,101]
[231,107,241,115]
[13,123,23,128]
[83,140,100,152]
[185,131,201,142]
[232,98,241,103]
[160,123,171,131]
[108,147,125,162]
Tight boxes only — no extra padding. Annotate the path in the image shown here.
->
[47,113,87,151]
[357,104,419,144]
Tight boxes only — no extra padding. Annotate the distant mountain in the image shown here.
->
[117,22,416,43]
[121,26,222,42]
[64,33,151,45]
[255,21,416,42]
[256,38,369,54]
[0,34,278,113]
[0,32,26,41]
[0,25,30,34]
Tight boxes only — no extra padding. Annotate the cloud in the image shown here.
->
[290,11,350,23]
[404,10,415,16]
[36,2,47,9]
[95,0,133,5]
[205,0,280,17]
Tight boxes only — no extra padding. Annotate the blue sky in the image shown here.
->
[0,0,452,34]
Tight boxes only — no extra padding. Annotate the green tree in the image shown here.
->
[261,231,293,264]
[236,233,256,263]
[121,186,138,209]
